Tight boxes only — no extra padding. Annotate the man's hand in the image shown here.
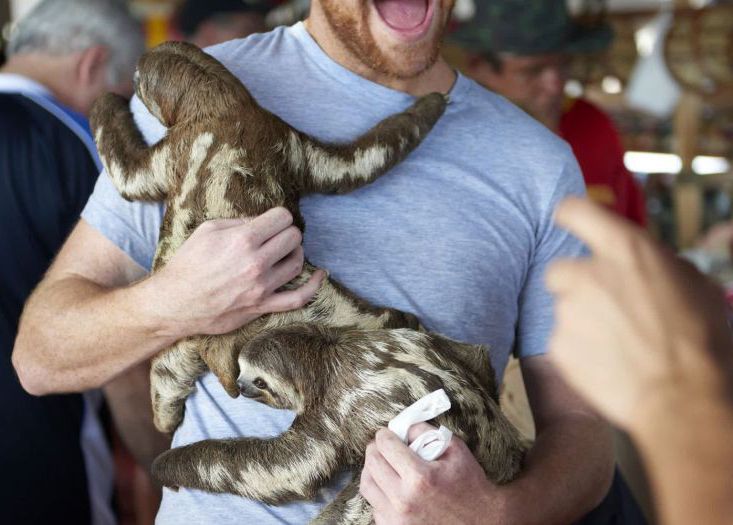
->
[145,207,326,338]
[360,423,501,525]
[546,197,733,432]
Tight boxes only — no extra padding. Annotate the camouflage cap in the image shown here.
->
[178,0,273,36]
[448,0,614,56]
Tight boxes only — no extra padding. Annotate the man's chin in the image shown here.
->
[368,30,443,79]
[381,53,439,80]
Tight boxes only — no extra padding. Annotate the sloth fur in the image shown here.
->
[89,41,447,433]
[152,324,527,525]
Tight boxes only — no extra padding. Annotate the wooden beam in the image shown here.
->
[674,92,704,249]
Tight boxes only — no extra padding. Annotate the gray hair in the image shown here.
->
[7,0,145,86]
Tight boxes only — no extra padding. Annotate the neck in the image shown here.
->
[304,6,456,97]
[1,54,82,113]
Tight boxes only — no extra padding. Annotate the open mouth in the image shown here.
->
[373,0,435,37]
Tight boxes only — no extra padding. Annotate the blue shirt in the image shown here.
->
[82,22,585,524]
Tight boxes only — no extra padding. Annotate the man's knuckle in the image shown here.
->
[245,257,267,277]
[394,496,416,516]
[238,231,257,251]
[249,283,269,302]
[405,474,426,496]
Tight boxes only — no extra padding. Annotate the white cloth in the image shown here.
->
[388,390,453,461]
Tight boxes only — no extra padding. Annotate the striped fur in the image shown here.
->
[152,325,527,524]
[89,41,447,433]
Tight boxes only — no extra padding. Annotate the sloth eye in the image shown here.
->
[253,378,268,390]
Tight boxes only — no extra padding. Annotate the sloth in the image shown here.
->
[89,41,448,433]
[151,324,527,525]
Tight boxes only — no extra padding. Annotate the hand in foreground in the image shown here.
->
[546,197,733,432]
[146,207,325,338]
[360,423,499,525]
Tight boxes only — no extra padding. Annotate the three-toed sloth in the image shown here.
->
[89,41,448,434]
[152,324,527,525]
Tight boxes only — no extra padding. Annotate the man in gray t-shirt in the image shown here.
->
[14,1,615,523]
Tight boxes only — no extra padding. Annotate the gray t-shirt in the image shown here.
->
[82,22,585,525]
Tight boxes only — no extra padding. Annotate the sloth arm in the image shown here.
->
[89,93,173,201]
[289,93,447,195]
[152,417,345,504]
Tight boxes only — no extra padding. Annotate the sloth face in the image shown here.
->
[236,325,337,413]
[236,363,301,411]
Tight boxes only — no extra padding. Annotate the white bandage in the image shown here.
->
[388,389,453,462]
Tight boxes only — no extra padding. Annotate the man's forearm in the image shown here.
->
[633,394,733,525]
[13,275,178,395]
[498,414,615,525]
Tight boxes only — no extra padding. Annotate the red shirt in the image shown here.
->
[559,98,647,226]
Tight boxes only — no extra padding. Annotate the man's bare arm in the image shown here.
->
[500,355,615,524]
[13,209,325,395]
[13,221,172,394]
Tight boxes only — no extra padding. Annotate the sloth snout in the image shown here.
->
[238,380,260,399]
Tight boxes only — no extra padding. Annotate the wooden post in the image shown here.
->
[673,91,704,249]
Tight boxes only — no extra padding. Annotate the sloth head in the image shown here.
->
[236,324,341,413]
[134,41,252,127]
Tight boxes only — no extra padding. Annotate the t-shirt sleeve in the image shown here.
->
[515,149,587,359]
[80,96,167,271]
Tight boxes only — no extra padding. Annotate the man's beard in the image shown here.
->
[320,0,447,80]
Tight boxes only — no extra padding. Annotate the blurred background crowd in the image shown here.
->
[0,0,731,524]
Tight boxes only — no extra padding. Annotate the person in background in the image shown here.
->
[547,197,733,525]
[0,1,166,523]
[450,0,647,226]
[176,0,270,49]
[448,3,651,521]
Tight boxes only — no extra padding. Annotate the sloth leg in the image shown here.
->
[199,333,241,399]
[315,275,423,331]
[89,93,172,201]
[278,262,423,332]
[311,477,373,525]
[151,419,343,504]
[150,337,207,433]
[290,93,447,195]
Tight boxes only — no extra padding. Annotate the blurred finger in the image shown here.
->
[554,197,635,256]
[545,259,591,294]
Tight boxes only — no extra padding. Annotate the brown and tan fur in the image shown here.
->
[152,324,527,525]
[89,42,448,433]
